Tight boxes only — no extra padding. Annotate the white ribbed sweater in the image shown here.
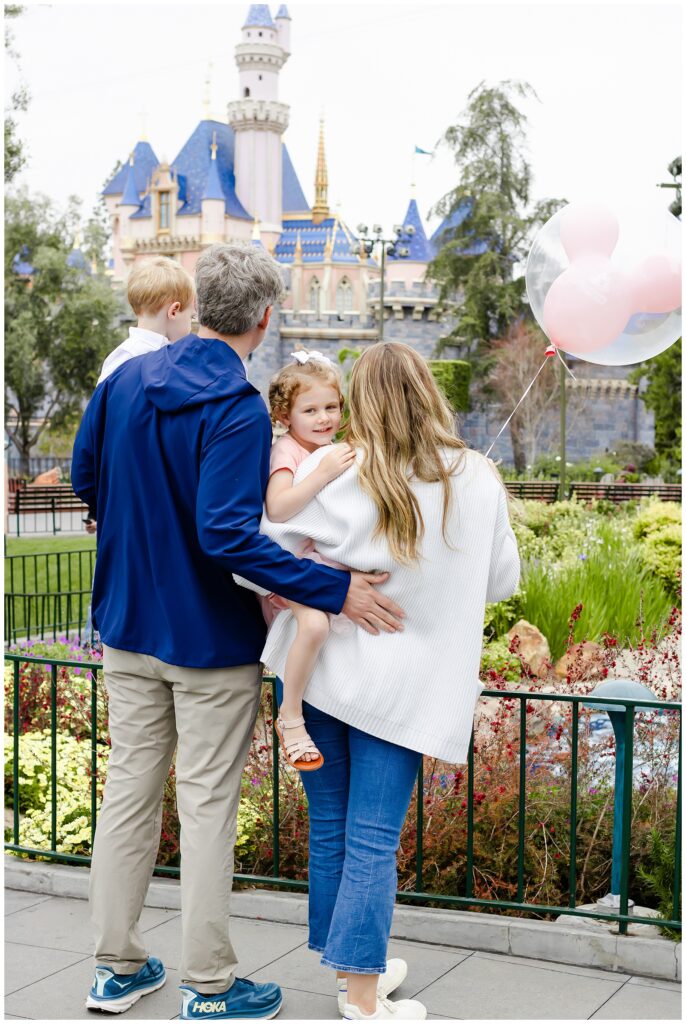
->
[244,446,520,764]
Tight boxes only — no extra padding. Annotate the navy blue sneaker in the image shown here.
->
[86,956,166,1013]
[180,977,283,1019]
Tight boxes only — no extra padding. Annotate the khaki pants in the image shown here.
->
[89,645,262,993]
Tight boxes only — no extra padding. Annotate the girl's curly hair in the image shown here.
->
[268,356,344,426]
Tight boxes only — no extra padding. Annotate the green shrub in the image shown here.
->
[429,359,471,412]
[484,594,522,638]
[636,827,681,938]
[4,730,108,857]
[632,500,682,541]
[639,524,682,595]
[480,638,523,683]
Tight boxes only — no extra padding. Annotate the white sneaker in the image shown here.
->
[337,959,408,1014]
[342,995,427,1019]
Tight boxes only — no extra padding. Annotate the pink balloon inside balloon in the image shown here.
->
[559,203,620,261]
[628,254,682,314]
[543,255,633,353]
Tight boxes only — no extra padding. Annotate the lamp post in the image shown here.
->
[583,679,656,914]
[351,223,415,341]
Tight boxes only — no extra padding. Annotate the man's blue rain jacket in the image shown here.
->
[72,334,350,668]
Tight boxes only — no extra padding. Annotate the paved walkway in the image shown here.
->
[4,890,682,1020]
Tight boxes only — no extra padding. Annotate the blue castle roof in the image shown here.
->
[171,120,250,220]
[67,247,89,270]
[282,144,309,213]
[430,199,473,247]
[103,141,159,196]
[243,4,275,28]
[276,4,291,18]
[387,198,435,263]
[275,216,361,264]
[202,151,226,202]
[119,159,141,208]
[12,247,33,276]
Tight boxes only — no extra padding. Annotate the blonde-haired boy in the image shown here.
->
[97,257,195,385]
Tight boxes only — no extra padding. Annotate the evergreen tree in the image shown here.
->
[428,80,564,366]
[631,338,682,458]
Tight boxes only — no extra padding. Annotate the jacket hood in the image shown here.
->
[141,333,257,412]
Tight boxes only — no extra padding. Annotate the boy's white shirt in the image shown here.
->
[97,326,168,385]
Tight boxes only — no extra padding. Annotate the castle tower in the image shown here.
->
[311,117,329,225]
[227,4,290,235]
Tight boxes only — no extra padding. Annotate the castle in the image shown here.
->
[100,3,654,464]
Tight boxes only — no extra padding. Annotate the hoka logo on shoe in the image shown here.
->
[196,1000,227,1013]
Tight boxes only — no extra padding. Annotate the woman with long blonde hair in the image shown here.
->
[243,342,519,1020]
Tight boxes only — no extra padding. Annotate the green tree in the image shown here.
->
[5,188,124,474]
[427,80,564,366]
[5,4,29,183]
[630,338,682,458]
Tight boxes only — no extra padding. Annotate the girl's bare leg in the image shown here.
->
[279,602,329,762]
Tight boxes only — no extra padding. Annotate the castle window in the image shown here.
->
[336,277,353,313]
[158,191,170,232]
[244,87,251,97]
[258,30,262,36]
[258,74,262,80]
[309,277,321,314]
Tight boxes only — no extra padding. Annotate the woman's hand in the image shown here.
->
[342,571,405,635]
[317,443,356,485]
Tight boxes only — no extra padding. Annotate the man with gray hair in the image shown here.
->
[72,244,404,1021]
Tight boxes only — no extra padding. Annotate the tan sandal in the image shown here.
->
[274,714,324,772]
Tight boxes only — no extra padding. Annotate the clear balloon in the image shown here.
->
[525,196,682,366]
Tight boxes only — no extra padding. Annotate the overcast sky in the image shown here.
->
[6,1,682,239]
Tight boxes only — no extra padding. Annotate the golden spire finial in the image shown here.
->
[210,130,218,160]
[252,217,261,242]
[312,116,329,225]
[138,110,148,142]
[129,151,135,167]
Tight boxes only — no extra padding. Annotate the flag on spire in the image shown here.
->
[414,145,433,156]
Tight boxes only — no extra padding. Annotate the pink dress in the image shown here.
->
[260,433,352,632]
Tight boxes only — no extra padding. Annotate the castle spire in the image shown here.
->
[118,152,141,209]
[312,117,329,225]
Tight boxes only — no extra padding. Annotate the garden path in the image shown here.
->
[4,888,681,1020]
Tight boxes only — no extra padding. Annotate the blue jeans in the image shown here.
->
[275,680,422,974]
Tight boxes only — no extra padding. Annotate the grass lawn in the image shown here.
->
[5,535,97,558]
[5,535,97,640]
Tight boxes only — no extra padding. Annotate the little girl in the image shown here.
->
[264,351,355,771]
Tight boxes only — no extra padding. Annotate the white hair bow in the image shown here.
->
[290,350,333,368]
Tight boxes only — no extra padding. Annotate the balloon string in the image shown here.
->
[484,356,551,459]
[555,348,577,381]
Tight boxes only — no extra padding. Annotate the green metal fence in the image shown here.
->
[4,549,96,644]
[4,652,682,934]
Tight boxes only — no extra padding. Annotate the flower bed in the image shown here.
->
[4,498,681,923]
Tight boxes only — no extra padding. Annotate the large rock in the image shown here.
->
[31,467,61,486]
[506,620,551,678]
[555,641,605,682]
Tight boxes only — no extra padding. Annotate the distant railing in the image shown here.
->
[7,485,88,537]
[569,482,682,504]
[4,652,681,935]
[4,549,96,643]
